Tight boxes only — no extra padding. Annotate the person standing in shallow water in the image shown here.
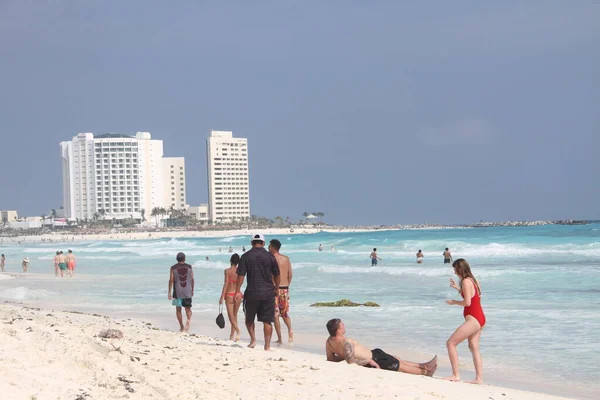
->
[53,251,60,276]
[370,248,381,266]
[445,258,486,384]
[168,252,194,332]
[219,253,242,341]
[443,248,452,264]
[416,250,424,264]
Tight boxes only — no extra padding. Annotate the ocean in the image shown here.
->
[1,224,599,399]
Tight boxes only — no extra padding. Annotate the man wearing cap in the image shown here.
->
[168,252,194,332]
[234,233,280,350]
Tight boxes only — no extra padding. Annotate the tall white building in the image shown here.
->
[206,130,250,223]
[163,157,187,210]
[60,132,184,221]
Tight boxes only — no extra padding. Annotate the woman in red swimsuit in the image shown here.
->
[445,258,485,384]
[219,254,242,341]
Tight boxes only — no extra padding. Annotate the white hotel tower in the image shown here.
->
[60,132,186,221]
[206,130,250,223]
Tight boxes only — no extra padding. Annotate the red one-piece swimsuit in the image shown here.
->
[462,278,486,328]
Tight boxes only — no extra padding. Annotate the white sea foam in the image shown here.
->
[316,265,527,277]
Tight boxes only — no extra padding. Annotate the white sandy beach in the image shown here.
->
[0,303,573,400]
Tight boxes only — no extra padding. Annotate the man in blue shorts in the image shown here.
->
[168,252,194,332]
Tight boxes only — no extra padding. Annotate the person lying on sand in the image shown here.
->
[325,318,437,376]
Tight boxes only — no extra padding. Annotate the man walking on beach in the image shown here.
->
[443,248,452,264]
[325,318,438,376]
[370,248,381,266]
[269,239,293,343]
[234,233,280,350]
[168,252,194,332]
[1,254,5,272]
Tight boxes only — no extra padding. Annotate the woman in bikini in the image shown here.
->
[219,253,242,341]
[445,258,486,384]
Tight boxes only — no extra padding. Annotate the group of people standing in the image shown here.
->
[167,238,485,383]
[168,233,294,350]
[52,250,76,277]
[368,247,454,265]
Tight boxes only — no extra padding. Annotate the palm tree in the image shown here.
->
[140,208,146,222]
[41,214,46,227]
[316,212,325,224]
[99,209,107,219]
[151,207,160,226]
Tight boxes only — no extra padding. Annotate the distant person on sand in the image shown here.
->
[325,318,437,376]
[234,233,280,350]
[443,248,452,264]
[22,257,29,272]
[269,239,294,344]
[66,249,76,277]
[370,248,381,266]
[416,250,424,264]
[168,252,195,332]
[219,253,242,341]
[53,251,60,276]
[57,251,67,275]
[1,254,5,272]
[445,259,486,384]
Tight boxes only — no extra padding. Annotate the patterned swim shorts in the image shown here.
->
[275,287,290,319]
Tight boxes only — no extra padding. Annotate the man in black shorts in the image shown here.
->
[234,233,280,350]
[325,318,438,376]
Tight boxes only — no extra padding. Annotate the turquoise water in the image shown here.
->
[1,224,599,398]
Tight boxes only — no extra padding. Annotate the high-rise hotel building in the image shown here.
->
[206,130,250,223]
[60,132,186,221]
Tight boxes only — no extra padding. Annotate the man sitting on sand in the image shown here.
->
[168,252,194,332]
[325,318,437,376]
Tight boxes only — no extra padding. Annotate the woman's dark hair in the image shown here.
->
[230,253,240,265]
[452,258,481,294]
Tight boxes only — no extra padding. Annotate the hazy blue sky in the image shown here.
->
[1,1,598,225]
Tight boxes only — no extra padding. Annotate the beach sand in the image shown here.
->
[0,303,572,400]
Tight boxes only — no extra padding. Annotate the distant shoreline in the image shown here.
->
[0,219,593,244]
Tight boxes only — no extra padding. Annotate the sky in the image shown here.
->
[0,1,598,225]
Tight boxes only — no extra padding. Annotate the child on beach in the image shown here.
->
[445,258,486,384]
[219,253,242,341]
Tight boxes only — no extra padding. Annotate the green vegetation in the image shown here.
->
[310,299,380,307]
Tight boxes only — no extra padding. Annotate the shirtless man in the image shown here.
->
[66,249,76,277]
[269,239,293,343]
[325,318,437,376]
[416,250,424,264]
[370,248,381,266]
[443,248,452,264]
[57,251,67,276]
